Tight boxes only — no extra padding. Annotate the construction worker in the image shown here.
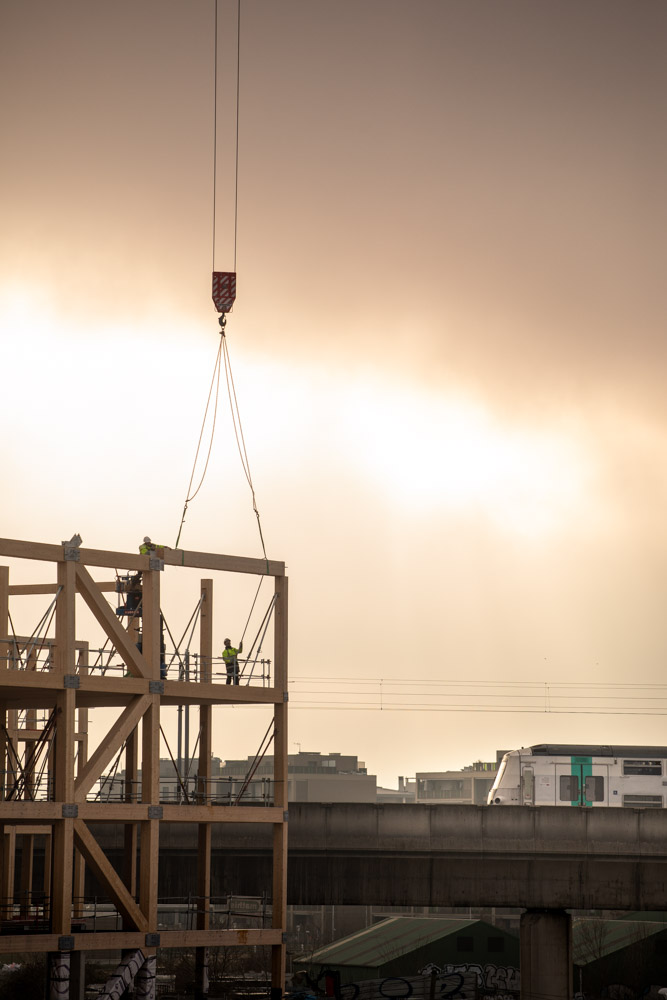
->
[139,536,156,555]
[222,637,243,685]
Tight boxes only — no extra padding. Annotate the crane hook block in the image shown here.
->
[212,271,236,313]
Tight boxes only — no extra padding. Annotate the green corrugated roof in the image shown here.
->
[573,919,667,965]
[297,917,480,968]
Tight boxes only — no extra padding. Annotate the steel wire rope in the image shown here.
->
[2,725,22,797]
[240,577,264,645]
[23,589,61,668]
[160,725,192,803]
[95,742,125,803]
[6,591,60,671]
[20,712,57,801]
[212,0,218,270]
[221,332,269,565]
[211,0,240,268]
[233,0,241,271]
[174,0,241,549]
[7,610,22,669]
[241,594,277,678]
[233,718,275,805]
[162,598,204,676]
[183,725,202,788]
[174,338,223,548]
[33,723,55,800]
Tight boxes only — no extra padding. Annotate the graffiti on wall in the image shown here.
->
[333,971,477,1000]
[418,963,519,995]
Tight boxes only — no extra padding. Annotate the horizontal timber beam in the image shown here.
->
[8,583,116,596]
[0,803,284,823]
[0,928,284,954]
[0,537,285,576]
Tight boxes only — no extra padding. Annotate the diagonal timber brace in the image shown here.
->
[73,819,148,931]
[74,695,152,801]
[75,564,150,678]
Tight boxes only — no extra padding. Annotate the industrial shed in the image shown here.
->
[293,916,519,986]
[574,917,667,995]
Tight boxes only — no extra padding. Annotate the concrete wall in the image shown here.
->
[91,802,667,911]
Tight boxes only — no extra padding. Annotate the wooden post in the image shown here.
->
[0,702,6,804]
[24,646,38,801]
[124,617,140,898]
[51,558,76,936]
[1,827,15,918]
[0,567,9,805]
[19,832,34,917]
[196,580,213,1000]
[43,831,52,904]
[271,575,288,998]
[140,565,160,932]
[73,645,88,920]
[0,566,8,672]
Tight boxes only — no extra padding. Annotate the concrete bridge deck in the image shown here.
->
[95,802,667,911]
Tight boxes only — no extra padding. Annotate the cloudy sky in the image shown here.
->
[2,1,667,788]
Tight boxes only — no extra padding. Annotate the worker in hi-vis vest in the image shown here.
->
[139,537,168,555]
[223,637,243,685]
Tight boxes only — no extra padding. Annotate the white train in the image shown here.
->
[487,744,667,808]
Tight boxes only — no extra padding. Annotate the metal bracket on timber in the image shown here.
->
[0,536,289,998]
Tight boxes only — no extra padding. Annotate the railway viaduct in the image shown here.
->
[92,801,667,1000]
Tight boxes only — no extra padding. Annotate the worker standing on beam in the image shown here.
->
[223,637,243,685]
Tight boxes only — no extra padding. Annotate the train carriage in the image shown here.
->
[487,744,667,807]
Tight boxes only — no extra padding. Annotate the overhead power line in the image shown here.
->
[285,676,667,717]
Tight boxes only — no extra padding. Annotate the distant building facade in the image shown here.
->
[218,750,376,803]
[99,750,376,804]
[415,759,501,806]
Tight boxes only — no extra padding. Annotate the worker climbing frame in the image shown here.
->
[0,534,289,1000]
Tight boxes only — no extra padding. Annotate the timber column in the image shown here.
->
[195,578,213,1000]
[140,558,161,940]
[0,565,10,917]
[271,574,288,999]
[520,908,572,1000]
[52,555,76,936]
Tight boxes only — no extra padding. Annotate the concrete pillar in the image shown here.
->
[69,951,85,1000]
[48,950,70,1000]
[520,908,572,1000]
[195,946,209,999]
[98,948,144,999]
[135,954,157,1000]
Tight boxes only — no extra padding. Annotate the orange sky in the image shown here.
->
[2,1,667,787]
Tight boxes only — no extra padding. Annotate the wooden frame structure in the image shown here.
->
[0,536,288,998]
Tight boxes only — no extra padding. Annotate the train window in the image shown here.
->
[488,937,504,953]
[585,775,604,801]
[457,936,474,952]
[623,759,662,775]
[560,775,579,801]
[623,794,663,807]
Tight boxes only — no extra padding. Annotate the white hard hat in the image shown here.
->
[143,536,151,544]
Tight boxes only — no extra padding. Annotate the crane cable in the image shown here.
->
[221,332,269,568]
[175,0,270,568]
[174,338,223,548]
[212,0,241,274]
